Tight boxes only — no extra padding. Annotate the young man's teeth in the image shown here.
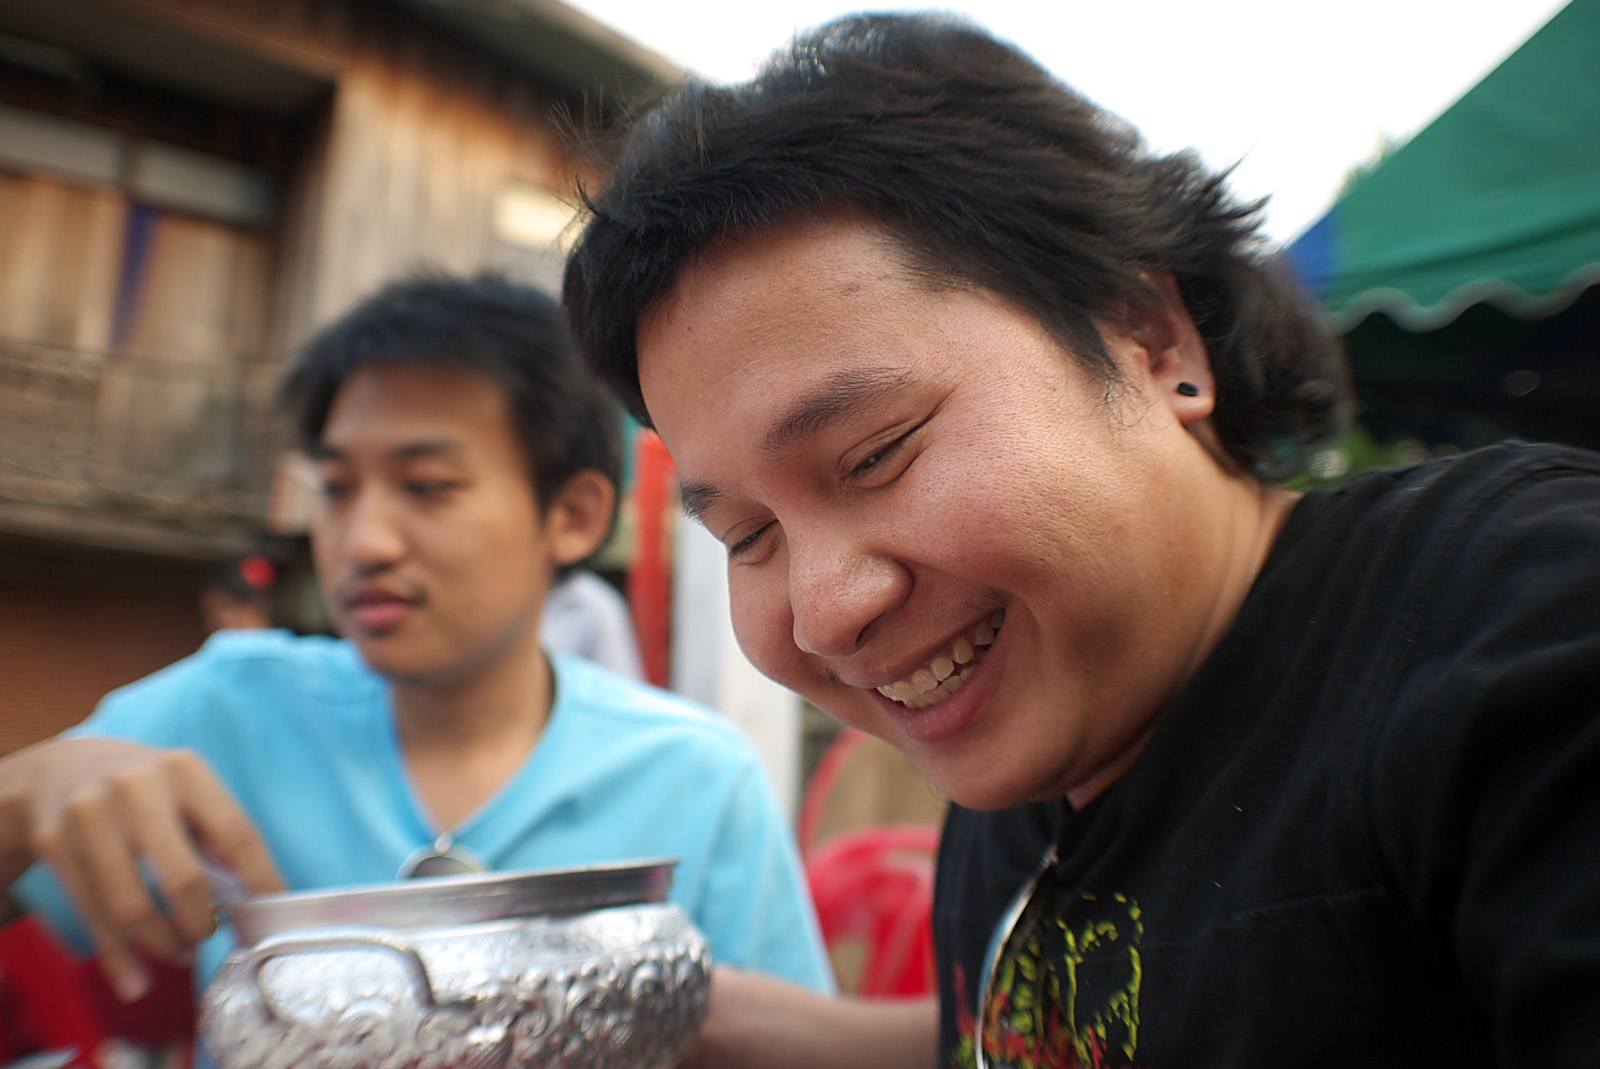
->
[973,609,1006,647]
[878,611,1005,707]
[898,666,975,710]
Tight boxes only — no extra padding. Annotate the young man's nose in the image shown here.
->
[340,488,407,571]
[788,536,908,658]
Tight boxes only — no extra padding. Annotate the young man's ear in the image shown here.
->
[546,469,617,567]
[1120,272,1215,428]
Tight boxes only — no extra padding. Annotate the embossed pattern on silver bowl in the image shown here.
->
[198,860,711,1069]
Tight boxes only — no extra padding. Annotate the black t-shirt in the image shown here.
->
[934,442,1600,1068]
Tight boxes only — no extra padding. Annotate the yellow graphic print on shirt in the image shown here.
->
[951,891,1144,1069]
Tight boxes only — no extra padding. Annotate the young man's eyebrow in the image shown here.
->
[679,367,911,526]
[391,440,468,460]
[679,480,726,525]
[306,439,467,461]
[760,367,912,457]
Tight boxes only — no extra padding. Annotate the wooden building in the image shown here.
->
[0,0,679,753]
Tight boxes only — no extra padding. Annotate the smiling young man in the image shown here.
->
[0,276,831,1009]
[563,14,1600,1069]
[640,216,1290,816]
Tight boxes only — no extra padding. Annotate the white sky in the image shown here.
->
[569,0,1568,245]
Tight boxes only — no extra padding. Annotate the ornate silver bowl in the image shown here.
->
[198,859,710,1069]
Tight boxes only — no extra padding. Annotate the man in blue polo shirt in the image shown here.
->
[1,275,832,1009]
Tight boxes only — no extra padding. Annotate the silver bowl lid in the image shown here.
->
[233,857,677,943]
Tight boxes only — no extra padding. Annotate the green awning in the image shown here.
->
[1289,0,1600,332]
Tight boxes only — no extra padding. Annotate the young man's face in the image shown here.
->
[309,363,558,687]
[638,216,1228,810]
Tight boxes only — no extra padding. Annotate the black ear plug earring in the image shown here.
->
[1176,382,1200,397]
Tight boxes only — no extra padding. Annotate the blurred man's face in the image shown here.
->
[639,215,1227,809]
[309,364,556,687]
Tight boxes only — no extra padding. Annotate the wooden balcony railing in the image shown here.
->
[0,337,284,526]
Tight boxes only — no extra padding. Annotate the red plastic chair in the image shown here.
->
[801,728,941,998]
[805,824,940,998]
[798,728,870,857]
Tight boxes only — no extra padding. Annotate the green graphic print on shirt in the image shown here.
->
[951,891,1144,1069]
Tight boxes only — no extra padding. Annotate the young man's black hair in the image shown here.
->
[564,13,1350,479]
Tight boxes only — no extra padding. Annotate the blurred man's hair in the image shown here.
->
[199,556,276,632]
[284,274,624,569]
[565,13,1350,479]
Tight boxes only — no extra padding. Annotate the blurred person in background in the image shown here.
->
[564,13,1600,1069]
[542,566,646,680]
[196,555,277,634]
[0,275,831,1012]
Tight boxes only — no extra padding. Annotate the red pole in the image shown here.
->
[628,431,676,688]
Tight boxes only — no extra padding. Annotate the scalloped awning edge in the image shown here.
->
[1324,261,1600,334]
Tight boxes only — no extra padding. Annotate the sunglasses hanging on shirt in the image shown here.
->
[396,833,487,880]
[974,840,1144,1069]
[975,843,1058,1069]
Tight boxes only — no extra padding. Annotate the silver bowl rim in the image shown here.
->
[232,857,678,943]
